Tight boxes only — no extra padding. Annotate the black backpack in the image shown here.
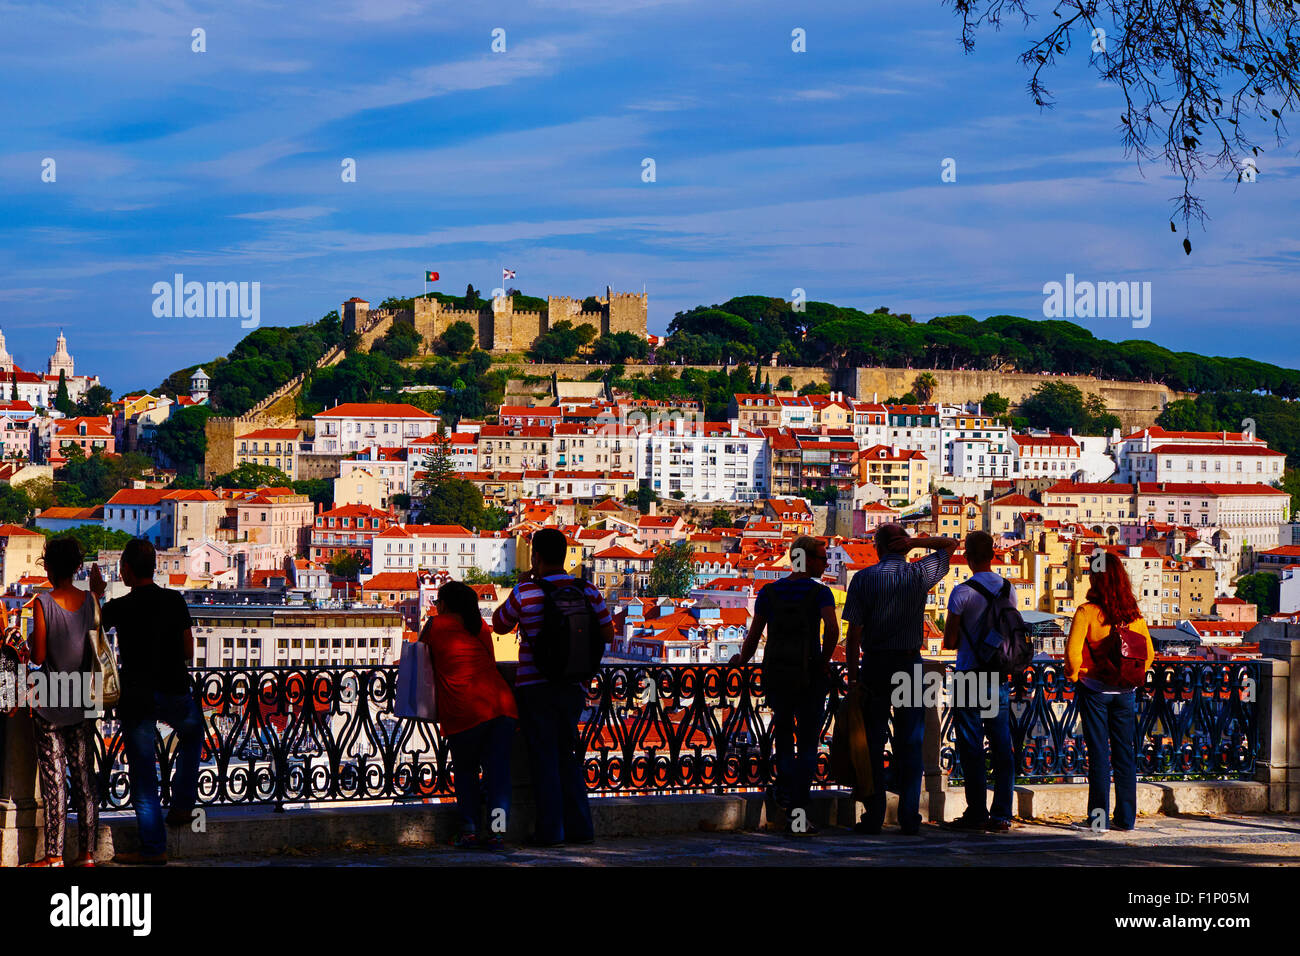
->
[532,577,606,682]
[762,585,824,697]
[961,578,1033,675]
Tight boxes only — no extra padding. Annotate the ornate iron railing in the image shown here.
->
[940,659,1260,783]
[91,659,1260,811]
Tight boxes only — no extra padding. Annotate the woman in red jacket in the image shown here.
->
[420,581,518,849]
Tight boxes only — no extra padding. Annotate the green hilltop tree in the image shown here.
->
[648,541,695,599]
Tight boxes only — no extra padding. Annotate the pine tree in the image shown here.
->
[416,434,455,511]
[54,370,75,416]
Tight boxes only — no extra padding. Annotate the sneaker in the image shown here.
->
[984,818,1012,833]
[450,830,478,849]
[942,813,990,832]
[165,810,193,828]
[853,820,882,835]
[479,833,507,851]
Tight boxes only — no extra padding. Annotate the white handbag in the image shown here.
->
[88,595,121,709]
[394,640,437,721]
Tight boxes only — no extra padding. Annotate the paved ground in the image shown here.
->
[162,813,1300,866]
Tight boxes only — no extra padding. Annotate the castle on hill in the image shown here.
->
[341,286,648,354]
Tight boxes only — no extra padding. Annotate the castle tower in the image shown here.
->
[491,293,514,351]
[0,329,12,374]
[341,297,370,335]
[191,367,210,402]
[48,330,74,378]
[604,286,649,338]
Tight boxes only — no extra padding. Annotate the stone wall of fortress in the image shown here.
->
[528,362,1188,430]
[839,367,1192,430]
[342,287,648,354]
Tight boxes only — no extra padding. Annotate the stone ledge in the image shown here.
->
[59,780,1267,862]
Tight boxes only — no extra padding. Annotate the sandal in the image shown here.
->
[69,854,96,867]
[21,857,63,867]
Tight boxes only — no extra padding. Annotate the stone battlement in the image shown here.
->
[341,285,648,354]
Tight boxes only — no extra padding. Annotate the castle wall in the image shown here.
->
[340,289,649,356]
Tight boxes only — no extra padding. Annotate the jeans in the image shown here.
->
[768,683,827,814]
[516,681,592,843]
[954,680,1014,822]
[860,649,925,832]
[1077,684,1138,830]
[122,691,205,856]
[448,716,516,834]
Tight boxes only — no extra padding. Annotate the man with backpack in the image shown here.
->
[941,531,1025,833]
[492,528,614,847]
[729,536,839,836]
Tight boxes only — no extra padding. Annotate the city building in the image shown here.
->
[234,427,303,480]
[312,402,440,456]
[309,504,394,565]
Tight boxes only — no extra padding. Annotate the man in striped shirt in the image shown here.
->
[493,528,614,846]
[843,523,957,836]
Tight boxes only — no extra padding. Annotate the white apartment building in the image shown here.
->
[1127,443,1285,485]
[188,602,404,669]
[951,437,1012,479]
[1112,426,1267,482]
[370,524,516,577]
[636,419,768,502]
[312,402,440,455]
[849,401,889,450]
[938,408,1009,477]
[885,404,944,477]
[1011,432,1082,479]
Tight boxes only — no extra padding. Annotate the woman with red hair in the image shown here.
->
[1065,554,1155,831]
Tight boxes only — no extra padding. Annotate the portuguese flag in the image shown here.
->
[425,271,439,281]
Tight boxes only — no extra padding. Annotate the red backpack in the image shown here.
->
[1088,619,1148,689]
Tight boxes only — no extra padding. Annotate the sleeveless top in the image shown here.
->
[34,590,96,727]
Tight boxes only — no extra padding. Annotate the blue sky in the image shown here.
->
[2,0,1297,394]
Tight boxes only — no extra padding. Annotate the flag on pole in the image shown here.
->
[425,271,439,281]
[502,268,515,281]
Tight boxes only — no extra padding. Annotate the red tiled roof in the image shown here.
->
[106,489,167,506]
[0,524,41,536]
[315,403,437,419]
[240,427,302,440]
[1136,482,1288,497]
[361,572,420,591]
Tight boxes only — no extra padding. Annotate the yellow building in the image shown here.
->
[0,524,44,589]
[235,427,303,480]
[854,445,930,507]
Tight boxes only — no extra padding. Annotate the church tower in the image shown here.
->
[191,367,210,403]
[48,330,74,378]
[0,329,13,374]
